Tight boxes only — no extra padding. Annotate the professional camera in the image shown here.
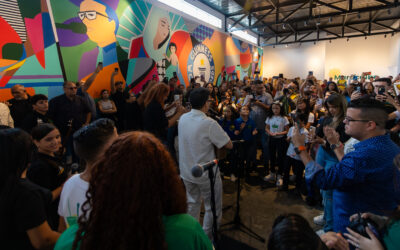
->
[348,214,380,239]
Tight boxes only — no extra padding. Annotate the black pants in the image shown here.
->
[283,156,305,189]
[269,136,288,175]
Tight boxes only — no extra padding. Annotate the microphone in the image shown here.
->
[191,159,218,177]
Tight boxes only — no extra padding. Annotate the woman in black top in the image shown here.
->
[27,123,68,230]
[0,128,59,249]
[142,83,184,144]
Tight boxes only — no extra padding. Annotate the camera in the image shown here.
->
[348,215,380,240]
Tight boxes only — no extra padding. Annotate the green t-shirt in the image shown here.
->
[384,221,400,250]
[54,213,213,250]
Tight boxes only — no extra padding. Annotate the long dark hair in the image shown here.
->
[73,132,187,250]
[0,129,33,213]
[324,93,347,129]
[268,213,329,250]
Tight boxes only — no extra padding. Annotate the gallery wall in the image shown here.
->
[263,33,400,80]
[0,0,263,101]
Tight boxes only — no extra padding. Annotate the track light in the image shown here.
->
[347,38,349,42]
[282,23,286,30]
[329,16,332,23]
[392,32,395,37]
[385,34,387,38]
[285,44,288,48]
[388,8,391,15]
[304,20,308,26]
[314,41,316,45]
[358,12,361,19]
[365,36,367,40]
[329,39,331,43]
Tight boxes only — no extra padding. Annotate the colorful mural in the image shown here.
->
[1,0,263,100]
[0,0,64,101]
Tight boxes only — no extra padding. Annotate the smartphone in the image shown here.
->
[309,126,316,139]
[378,87,386,95]
[174,94,180,102]
[114,68,118,73]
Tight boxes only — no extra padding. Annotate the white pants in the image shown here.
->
[183,176,223,240]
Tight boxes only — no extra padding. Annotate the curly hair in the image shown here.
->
[73,131,187,250]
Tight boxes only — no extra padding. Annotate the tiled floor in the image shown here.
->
[218,178,323,249]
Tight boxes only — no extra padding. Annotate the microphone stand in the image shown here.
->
[220,140,265,243]
[207,165,220,249]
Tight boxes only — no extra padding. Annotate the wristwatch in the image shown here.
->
[330,142,343,150]
[294,145,306,154]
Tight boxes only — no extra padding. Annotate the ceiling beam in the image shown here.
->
[315,0,346,12]
[261,16,398,37]
[230,14,247,29]
[346,25,367,35]
[320,28,340,37]
[231,2,397,31]
[373,21,397,31]
[375,0,391,4]
[252,9,274,27]
[281,2,309,22]
[298,31,313,41]
[226,0,306,17]
[261,29,399,46]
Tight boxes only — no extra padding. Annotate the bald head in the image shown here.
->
[11,85,28,100]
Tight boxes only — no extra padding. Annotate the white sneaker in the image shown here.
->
[263,173,276,182]
[230,174,237,182]
[313,213,325,226]
[289,174,296,182]
[276,175,283,187]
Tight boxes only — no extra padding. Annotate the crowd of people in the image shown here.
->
[1,68,400,250]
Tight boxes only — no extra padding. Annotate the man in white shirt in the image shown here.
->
[57,118,117,231]
[178,87,233,240]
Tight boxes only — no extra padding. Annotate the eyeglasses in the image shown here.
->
[344,116,370,123]
[78,11,109,21]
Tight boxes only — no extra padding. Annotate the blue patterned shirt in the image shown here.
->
[305,134,400,233]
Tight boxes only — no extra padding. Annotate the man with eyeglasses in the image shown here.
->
[291,98,400,234]
[6,84,32,128]
[48,81,91,163]
[77,0,119,71]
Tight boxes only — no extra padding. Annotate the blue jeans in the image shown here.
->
[316,146,338,232]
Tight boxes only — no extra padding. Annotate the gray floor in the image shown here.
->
[218,178,323,249]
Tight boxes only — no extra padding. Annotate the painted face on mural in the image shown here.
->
[79,0,116,47]
[153,17,170,50]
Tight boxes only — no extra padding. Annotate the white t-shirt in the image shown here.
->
[286,126,309,161]
[58,174,89,227]
[265,115,289,138]
[178,109,230,184]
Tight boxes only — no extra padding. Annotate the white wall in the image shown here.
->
[263,41,326,80]
[263,34,400,80]
[325,34,400,79]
